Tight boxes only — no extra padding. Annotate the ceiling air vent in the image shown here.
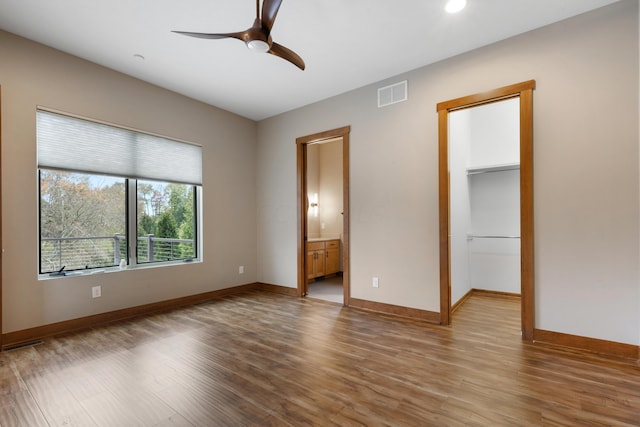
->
[378,80,408,108]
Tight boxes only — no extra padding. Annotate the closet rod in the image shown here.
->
[467,235,520,239]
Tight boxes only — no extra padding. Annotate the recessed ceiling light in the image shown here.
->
[445,0,467,14]
[133,54,145,61]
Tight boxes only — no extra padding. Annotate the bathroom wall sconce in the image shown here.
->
[308,193,319,217]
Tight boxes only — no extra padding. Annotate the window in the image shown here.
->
[39,170,127,272]
[37,109,202,275]
[137,180,196,263]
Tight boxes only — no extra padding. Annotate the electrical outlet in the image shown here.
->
[239,266,245,274]
[92,286,101,298]
[372,277,379,288]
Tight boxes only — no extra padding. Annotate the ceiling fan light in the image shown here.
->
[246,39,270,53]
[445,0,467,13]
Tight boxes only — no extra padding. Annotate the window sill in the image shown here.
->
[38,258,201,281]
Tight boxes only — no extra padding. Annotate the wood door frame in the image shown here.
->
[437,80,535,341]
[0,85,3,349]
[296,126,350,305]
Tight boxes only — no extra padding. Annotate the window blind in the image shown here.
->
[37,109,202,185]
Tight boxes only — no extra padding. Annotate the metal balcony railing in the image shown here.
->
[40,234,195,273]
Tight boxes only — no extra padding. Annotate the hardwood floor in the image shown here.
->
[1,291,639,426]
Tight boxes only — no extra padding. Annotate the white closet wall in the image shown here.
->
[449,109,473,304]
[468,170,521,292]
[450,98,521,304]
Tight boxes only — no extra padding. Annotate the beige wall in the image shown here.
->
[306,141,343,240]
[0,30,258,333]
[257,1,640,344]
[317,140,343,241]
[306,144,321,237]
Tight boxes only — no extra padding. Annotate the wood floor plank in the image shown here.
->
[20,369,98,427]
[0,390,49,427]
[151,413,196,427]
[1,291,639,426]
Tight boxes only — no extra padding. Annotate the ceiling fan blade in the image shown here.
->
[172,30,246,41]
[269,42,305,70]
[261,0,283,32]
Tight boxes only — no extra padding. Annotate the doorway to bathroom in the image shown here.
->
[296,126,350,305]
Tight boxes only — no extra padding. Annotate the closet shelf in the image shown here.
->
[466,162,520,175]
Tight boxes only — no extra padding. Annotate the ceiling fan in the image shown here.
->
[173,0,305,70]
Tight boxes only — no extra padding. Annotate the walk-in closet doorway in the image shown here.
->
[438,81,535,340]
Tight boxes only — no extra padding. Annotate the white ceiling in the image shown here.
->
[0,0,621,121]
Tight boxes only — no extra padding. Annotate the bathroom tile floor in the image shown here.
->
[307,276,343,304]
